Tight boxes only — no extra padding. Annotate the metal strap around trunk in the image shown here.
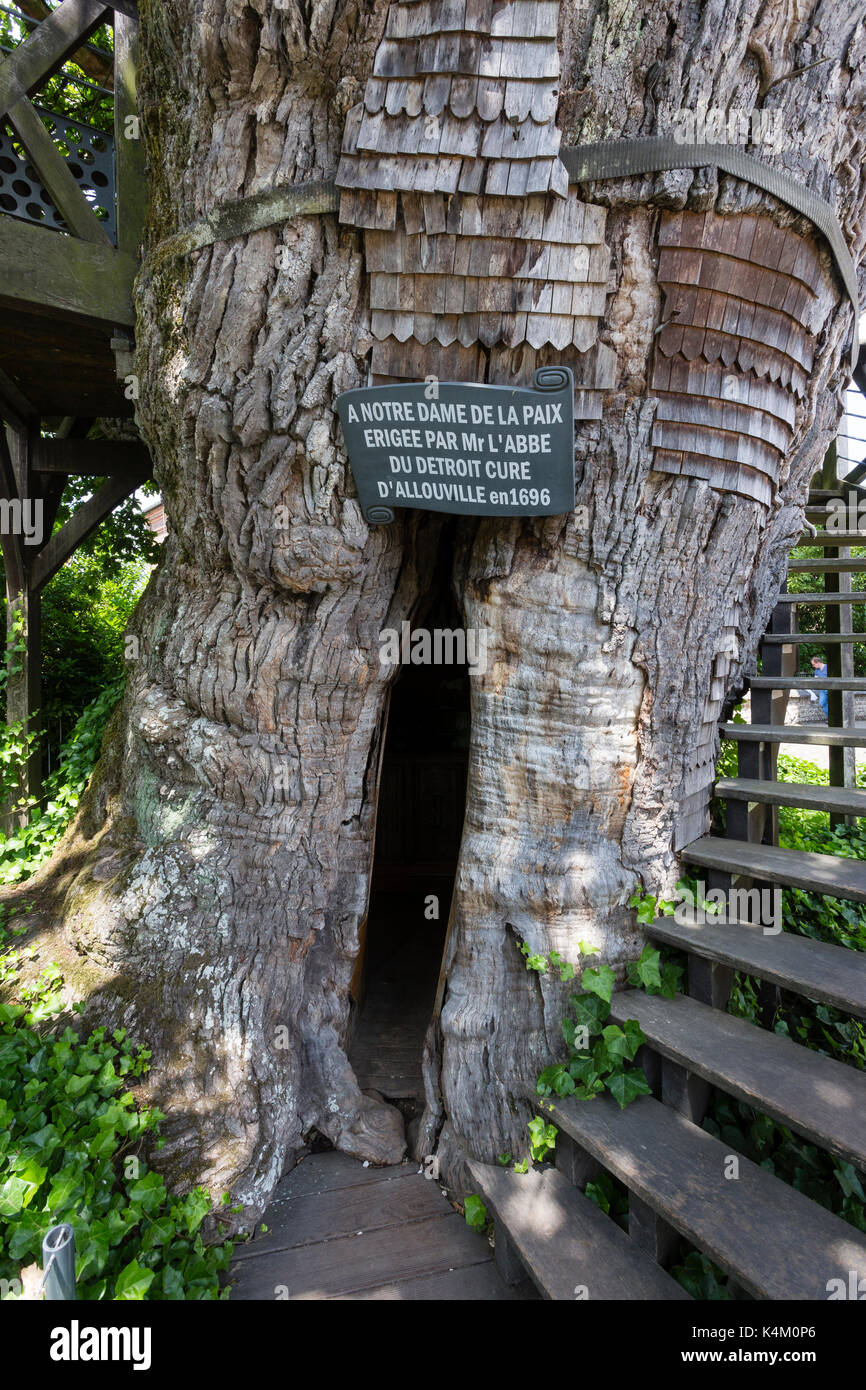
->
[142,139,860,370]
[560,138,860,368]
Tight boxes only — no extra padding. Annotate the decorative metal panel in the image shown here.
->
[0,105,116,243]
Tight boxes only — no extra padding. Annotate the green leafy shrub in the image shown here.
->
[0,948,233,1300]
[0,677,124,885]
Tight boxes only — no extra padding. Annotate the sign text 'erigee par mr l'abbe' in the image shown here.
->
[336,366,575,524]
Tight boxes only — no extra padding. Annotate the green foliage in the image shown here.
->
[671,1250,735,1300]
[463,1194,488,1231]
[704,1093,866,1235]
[584,1171,629,1231]
[0,949,233,1300]
[527,1116,557,1163]
[0,7,115,132]
[0,677,124,884]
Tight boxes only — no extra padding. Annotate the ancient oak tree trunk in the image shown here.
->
[48,0,866,1217]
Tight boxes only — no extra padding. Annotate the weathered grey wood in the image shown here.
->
[0,214,136,324]
[114,10,148,256]
[493,1223,527,1287]
[762,632,865,643]
[554,1126,601,1189]
[716,776,866,817]
[231,1163,448,1261]
[795,541,866,551]
[542,1093,866,1301]
[721,723,866,745]
[32,438,151,477]
[628,1192,680,1267]
[609,990,866,1168]
[646,913,866,1018]
[31,468,148,592]
[0,0,109,116]
[0,367,38,428]
[229,1210,497,1300]
[329,1262,536,1300]
[6,96,111,246]
[661,1057,711,1123]
[687,955,733,1010]
[683,833,866,901]
[789,557,866,572]
[270,1151,416,1199]
[467,1160,689,1301]
[749,676,866,690]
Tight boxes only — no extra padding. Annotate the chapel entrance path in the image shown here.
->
[228,1150,537,1300]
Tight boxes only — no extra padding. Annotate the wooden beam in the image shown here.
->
[0,427,25,596]
[7,96,111,246]
[0,367,38,429]
[0,0,111,116]
[110,1,139,22]
[31,468,149,591]
[32,437,151,477]
[0,214,136,324]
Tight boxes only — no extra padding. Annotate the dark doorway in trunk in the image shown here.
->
[349,585,470,1105]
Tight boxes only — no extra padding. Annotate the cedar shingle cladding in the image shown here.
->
[336,0,612,386]
[651,211,827,506]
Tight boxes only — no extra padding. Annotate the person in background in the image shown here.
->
[810,654,829,718]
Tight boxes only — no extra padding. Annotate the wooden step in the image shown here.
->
[762,632,864,643]
[465,1160,689,1301]
[789,558,866,572]
[777,591,864,603]
[539,1092,866,1300]
[720,722,866,745]
[750,676,866,690]
[798,534,866,545]
[682,833,866,902]
[715,776,866,817]
[644,913,866,1018]
[609,990,866,1168]
[808,489,866,502]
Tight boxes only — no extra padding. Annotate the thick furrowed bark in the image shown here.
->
[30,0,866,1219]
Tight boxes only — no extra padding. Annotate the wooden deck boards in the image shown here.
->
[229,1150,536,1301]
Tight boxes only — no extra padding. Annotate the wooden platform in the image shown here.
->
[229,1151,537,1301]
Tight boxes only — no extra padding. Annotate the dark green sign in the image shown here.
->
[336,367,575,524]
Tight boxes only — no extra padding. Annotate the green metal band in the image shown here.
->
[142,178,340,273]
[560,138,860,368]
[142,140,860,370]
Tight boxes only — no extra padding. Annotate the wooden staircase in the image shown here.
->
[471,477,866,1300]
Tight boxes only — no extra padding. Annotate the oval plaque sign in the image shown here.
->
[336,366,575,523]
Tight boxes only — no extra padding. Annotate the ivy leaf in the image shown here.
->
[463,1194,488,1230]
[638,945,663,990]
[114,1257,155,1300]
[570,990,610,1032]
[581,963,616,1004]
[606,1069,652,1109]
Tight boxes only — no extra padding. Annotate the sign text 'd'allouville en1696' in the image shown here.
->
[336,366,575,523]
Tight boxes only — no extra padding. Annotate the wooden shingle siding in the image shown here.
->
[337,0,611,394]
[650,210,832,505]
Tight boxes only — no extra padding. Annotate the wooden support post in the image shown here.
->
[661,1056,710,1124]
[629,1193,680,1266]
[555,1128,600,1191]
[493,1225,526,1287]
[1,423,42,825]
[821,447,856,820]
